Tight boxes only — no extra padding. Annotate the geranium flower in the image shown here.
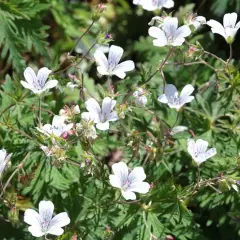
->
[187,139,217,165]
[82,97,118,131]
[37,115,73,137]
[24,200,70,237]
[207,12,240,44]
[170,126,188,135]
[109,162,150,200]
[158,84,194,110]
[133,88,147,107]
[187,14,206,29]
[149,17,191,47]
[0,149,12,175]
[21,67,58,95]
[134,0,174,11]
[94,45,135,79]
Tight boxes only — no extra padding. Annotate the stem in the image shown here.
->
[39,97,42,127]
[197,167,200,188]
[204,51,227,65]
[69,21,95,56]
[116,199,141,204]
[227,44,233,63]
[172,111,180,128]
[107,76,113,95]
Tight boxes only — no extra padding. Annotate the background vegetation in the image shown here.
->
[0,0,240,239]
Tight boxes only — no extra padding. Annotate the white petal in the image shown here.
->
[85,98,101,123]
[47,227,64,236]
[163,17,178,37]
[164,84,178,99]
[37,67,52,86]
[109,174,122,188]
[153,38,168,47]
[113,71,126,79]
[41,124,53,135]
[42,80,58,91]
[73,105,80,114]
[24,67,37,85]
[223,13,237,28]
[128,182,150,194]
[111,162,129,185]
[163,0,174,8]
[0,149,7,162]
[81,112,93,121]
[195,139,209,153]
[180,84,194,98]
[94,49,108,70]
[97,66,110,76]
[52,115,65,128]
[187,138,196,157]
[128,167,146,183]
[107,111,118,122]
[121,190,136,200]
[158,94,168,103]
[96,121,110,130]
[49,212,70,229]
[175,25,191,38]
[108,45,123,67]
[149,26,166,39]
[172,37,185,46]
[112,60,135,78]
[207,20,226,38]
[195,148,217,165]
[20,81,34,91]
[102,97,116,116]
[170,126,188,135]
[28,226,45,237]
[39,200,54,223]
[24,209,42,227]
[195,16,206,25]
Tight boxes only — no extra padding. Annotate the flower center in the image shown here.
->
[169,95,180,105]
[122,179,131,190]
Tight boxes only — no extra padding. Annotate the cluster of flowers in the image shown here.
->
[1,0,239,238]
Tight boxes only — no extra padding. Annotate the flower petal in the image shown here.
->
[42,80,58,91]
[96,121,110,130]
[172,37,185,46]
[39,200,54,223]
[175,25,191,38]
[28,226,45,237]
[195,139,209,154]
[187,138,196,158]
[223,12,237,28]
[163,17,178,37]
[49,212,70,229]
[121,190,136,200]
[180,84,194,98]
[207,20,226,38]
[112,60,135,78]
[24,67,37,85]
[102,97,116,116]
[128,167,146,183]
[37,67,52,87]
[107,111,119,122]
[158,94,168,103]
[20,81,34,91]
[164,84,178,99]
[111,162,129,185]
[47,227,64,236]
[108,45,123,67]
[109,174,122,188]
[97,66,109,76]
[94,49,108,70]
[128,182,150,194]
[85,98,101,123]
[163,0,174,8]
[24,209,42,227]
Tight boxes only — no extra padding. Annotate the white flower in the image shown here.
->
[59,105,80,120]
[40,145,53,157]
[24,200,70,237]
[21,67,58,95]
[188,14,206,29]
[109,162,150,200]
[66,82,78,91]
[149,16,165,27]
[82,97,118,131]
[0,149,12,175]
[187,139,217,165]
[158,84,194,110]
[94,45,135,79]
[207,12,240,44]
[149,17,191,47]
[37,115,73,137]
[133,88,147,107]
[134,0,174,11]
[170,126,188,135]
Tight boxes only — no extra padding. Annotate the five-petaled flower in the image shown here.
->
[149,17,191,47]
[21,67,58,95]
[158,84,194,110]
[187,139,217,166]
[94,45,135,79]
[24,200,70,237]
[133,88,148,107]
[133,0,174,11]
[207,12,240,44]
[0,149,12,176]
[109,162,150,200]
[82,97,118,131]
[37,115,73,138]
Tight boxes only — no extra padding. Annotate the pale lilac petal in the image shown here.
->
[112,162,129,185]
[112,60,135,78]
[107,111,118,122]
[94,49,108,70]
[195,139,209,153]
[96,121,109,130]
[102,97,116,116]
[109,175,122,188]
[37,67,52,86]
[158,94,168,103]
[49,212,70,229]
[39,200,54,223]
[163,17,178,36]
[121,190,136,200]
[85,98,101,123]
[164,84,178,99]
[24,67,37,85]
[42,80,58,91]
[187,139,196,157]
[128,167,146,183]
[175,25,191,38]
[108,45,123,67]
